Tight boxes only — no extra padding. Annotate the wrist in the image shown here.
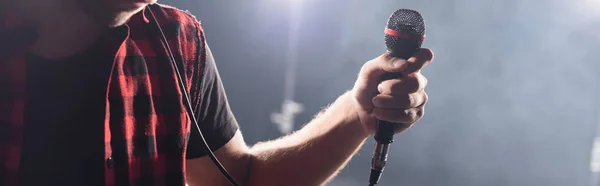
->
[326,91,372,139]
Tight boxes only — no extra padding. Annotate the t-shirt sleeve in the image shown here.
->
[186,44,239,159]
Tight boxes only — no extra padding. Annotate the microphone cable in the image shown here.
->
[147,6,240,186]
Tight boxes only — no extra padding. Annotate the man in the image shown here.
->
[0,0,434,186]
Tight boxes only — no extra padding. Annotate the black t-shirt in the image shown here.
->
[18,31,238,186]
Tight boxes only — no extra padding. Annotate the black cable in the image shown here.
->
[146,6,240,186]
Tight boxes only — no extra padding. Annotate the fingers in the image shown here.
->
[373,105,425,124]
[372,89,427,124]
[372,91,428,109]
[377,73,427,95]
[358,54,399,82]
[359,48,434,82]
[403,48,434,75]
[353,48,434,119]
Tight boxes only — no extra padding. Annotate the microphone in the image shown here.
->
[369,9,426,186]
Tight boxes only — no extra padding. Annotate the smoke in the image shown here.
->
[165,0,600,185]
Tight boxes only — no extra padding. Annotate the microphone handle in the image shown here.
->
[369,120,396,185]
[369,50,408,185]
[375,120,396,144]
[373,39,418,146]
[370,36,420,185]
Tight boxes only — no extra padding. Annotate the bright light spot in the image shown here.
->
[586,0,600,7]
[579,0,600,17]
[263,0,306,8]
[270,100,304,134]
[591,138,600,172]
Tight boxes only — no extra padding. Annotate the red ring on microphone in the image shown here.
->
[384,28,425,42]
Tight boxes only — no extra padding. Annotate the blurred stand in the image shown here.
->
[589,22,600,186]
[589,137,600,186]
[590,70,600,186]
[271,100,304,134]
[270,0,304,134]
[589,39,600,186]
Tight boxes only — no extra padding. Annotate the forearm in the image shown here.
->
[245,92,369,186]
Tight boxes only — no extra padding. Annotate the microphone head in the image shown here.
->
[385,9,425,59]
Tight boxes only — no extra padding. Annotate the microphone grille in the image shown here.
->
[385,9,426,59]
[386,9,425,36]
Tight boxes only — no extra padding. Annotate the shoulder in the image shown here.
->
[147,3,203,30]
[141,4,210,101]
[142,3,208,66]
[144,3,206,41]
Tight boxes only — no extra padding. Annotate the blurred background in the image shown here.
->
[163,0,600,185]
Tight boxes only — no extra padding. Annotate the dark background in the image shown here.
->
[162,0,600,185]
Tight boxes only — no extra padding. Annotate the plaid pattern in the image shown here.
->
[0,4,207,186]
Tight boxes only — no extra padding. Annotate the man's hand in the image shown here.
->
[187,48,434,186]
[352,48,434,135]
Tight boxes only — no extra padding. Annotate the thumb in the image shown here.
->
[353,53,408,112]
[359,52,407,82]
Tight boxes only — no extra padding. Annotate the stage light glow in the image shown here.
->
[264,0,306,6]
[586,0,600,7]
[579,0,600,17]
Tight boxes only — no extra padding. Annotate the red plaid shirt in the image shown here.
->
[0,4,207,186]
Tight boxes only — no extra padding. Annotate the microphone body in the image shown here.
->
[370,121,395,185]
[369,9,425,186]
